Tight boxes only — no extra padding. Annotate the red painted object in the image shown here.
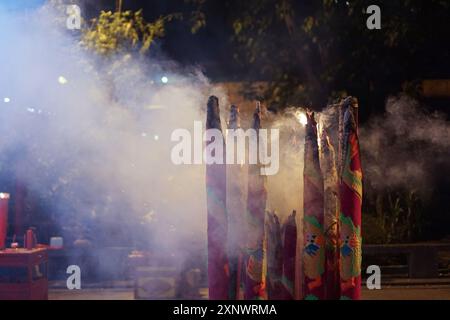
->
[0,193,10,250]
[303,112,325,300]
[0,248,48,300]
[338,98,363,300]
[25,228,36,250]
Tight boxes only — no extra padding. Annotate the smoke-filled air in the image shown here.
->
[0,0,449,302]
[0,5,231,274]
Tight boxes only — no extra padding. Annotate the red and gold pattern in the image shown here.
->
[338,97,363,300]
[320,129,340,300]
[303,111,325,300]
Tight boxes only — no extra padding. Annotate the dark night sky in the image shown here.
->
[77,1,450,87]
[79,0,238,79]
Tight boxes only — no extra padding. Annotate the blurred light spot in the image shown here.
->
[0,193,10,199]
[3,97,10,103]
[142,210,155,224]
[58,76,68,84]
[296,111,308,126]
[161,76,168,84]
[141,132,147,137]
[27,107,35,113]
[154,135,159,141]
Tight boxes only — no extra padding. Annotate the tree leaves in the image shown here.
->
[81,10,181,56]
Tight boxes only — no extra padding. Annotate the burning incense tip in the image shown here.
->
[295,111,307,126]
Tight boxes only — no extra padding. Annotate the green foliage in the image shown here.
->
[81,10,181,56]
[185,0,207,34]
[191,0,450,113]
[363,189,426,244]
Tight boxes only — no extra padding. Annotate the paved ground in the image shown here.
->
[49,285,450,300]
[49,288,134,300]
[362,285,450,300]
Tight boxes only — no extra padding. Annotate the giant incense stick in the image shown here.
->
[303,111,325,300]
[338,97,363,300]
[265,210,283,299]
[227,104,246,299]
[281,210,297,300]
[244,102,267,300]
[205,96,229,299]
[320,128,340,299]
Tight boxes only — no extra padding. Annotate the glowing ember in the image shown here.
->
[296,111,308,126]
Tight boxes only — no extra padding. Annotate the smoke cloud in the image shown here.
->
[360,95,450,196]
[0,4,230,278]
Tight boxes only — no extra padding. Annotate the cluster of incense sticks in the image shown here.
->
[302,97,363,300]
[205,96,362,300]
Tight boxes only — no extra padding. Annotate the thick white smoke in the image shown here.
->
[0,4,230,276]
[360,95,450,195]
